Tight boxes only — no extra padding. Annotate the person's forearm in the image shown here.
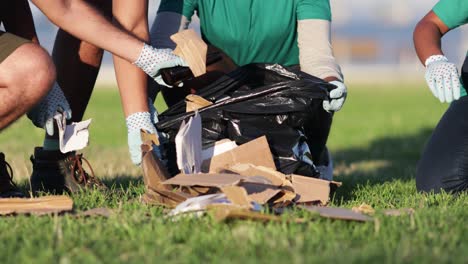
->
[112,0,150,116]
[413,11,449,65]
[297,19,343,81]
[31,0,143,62]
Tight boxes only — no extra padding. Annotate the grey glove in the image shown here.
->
[27,82,72,136]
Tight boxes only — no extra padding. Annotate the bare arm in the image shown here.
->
[112,0,150,116]
[31,0,144,62]
[413,11,450,65]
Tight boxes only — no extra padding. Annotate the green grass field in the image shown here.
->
[1,83,467,263]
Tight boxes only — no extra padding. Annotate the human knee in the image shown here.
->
[18,44,56,96]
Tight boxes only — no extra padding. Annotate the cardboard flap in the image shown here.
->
[140,130,160,146]
[300,206,373,222]
[0,196,73,215]
[171,29,208,77]
[162,173,245,188]
[220,186,252,207]
[202,136,276,173]
[186,94,213,112]
[291,175,341,205]
[141,141,171,192]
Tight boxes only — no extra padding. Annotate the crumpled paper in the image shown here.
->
[54,113,92,153]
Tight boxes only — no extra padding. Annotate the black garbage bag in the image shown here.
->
[156,64,335,177]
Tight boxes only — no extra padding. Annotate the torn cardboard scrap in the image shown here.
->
[186,94,213,112]
[171,29,208,77]
[0,196,73,216]
[202,136,276,173]
[54,112,91,153]
[291,175,342,205]
[300,206,373,222]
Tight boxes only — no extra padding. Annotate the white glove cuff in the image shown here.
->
[425,55,448,67]
[126,112,157,134]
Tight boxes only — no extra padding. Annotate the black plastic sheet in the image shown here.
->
[157,64,335,177]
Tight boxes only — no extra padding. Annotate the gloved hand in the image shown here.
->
[133,44,187,87]
[425,55,461,103]
[323,81,347,112]
[27,82,72,136]
[126,111,162,166]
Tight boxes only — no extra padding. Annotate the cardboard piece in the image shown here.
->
[220,186,252,208]
[186,94,213,112]
[202,136,276,173]
[163,173,244,188]
[291,175,342,205]
[140,130,160,146]
[140,138,192,207]
[300,206,373,222]
[171,29,208,77]
[208,204,305,224]
[0,196,73,216]
[175,112,202,174]
[239,182,282,205]
[227,164,297,204]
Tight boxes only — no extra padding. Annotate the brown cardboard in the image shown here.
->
[300,206,373,222]
[163,173,245,188]
[186,94,213,112]
[141,141,171,192]
[227,164,296,204]
[142,188,192,208]
[208,204,306,223]
[220,186,251,207]
[140,129,160,146]
[291,175,342,205]
[171,29,208,77]
[239,182,282,205]
[202,136,276,173]
[0,196,73,216]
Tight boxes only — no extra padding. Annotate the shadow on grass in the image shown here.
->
[332,127,433,202]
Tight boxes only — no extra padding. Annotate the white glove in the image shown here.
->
[27,82,72,136]
[323,81,347,112]
[133,44,187,87]
[425,55,461,103]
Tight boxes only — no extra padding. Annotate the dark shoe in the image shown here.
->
[0,153,24,198]
[30,147,106,194]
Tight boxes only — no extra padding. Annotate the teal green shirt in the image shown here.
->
[433,0,468,29]
[158,0,331,66]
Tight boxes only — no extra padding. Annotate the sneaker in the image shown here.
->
[30,147,106,194]
[316,147,334,181]
[0,153,24,198]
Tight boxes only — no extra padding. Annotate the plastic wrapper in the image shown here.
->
[157,64,335,177]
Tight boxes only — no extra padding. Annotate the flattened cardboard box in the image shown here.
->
[0,196,73,216]
[202,136,276,173]
[291,175,341,205]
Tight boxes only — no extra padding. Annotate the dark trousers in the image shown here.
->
[416,57,468,194]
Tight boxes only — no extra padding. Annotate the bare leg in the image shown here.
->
[0,43,55,130]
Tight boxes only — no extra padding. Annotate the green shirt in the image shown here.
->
[158,0,331,66]
[433,0,468,29]
[433,0,468,94]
